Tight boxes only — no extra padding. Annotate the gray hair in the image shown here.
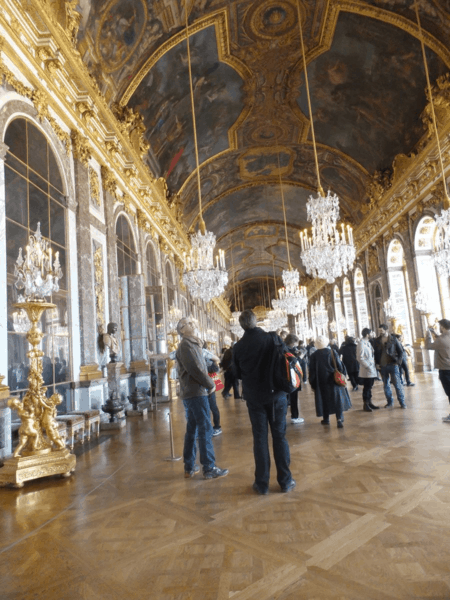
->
[176,317,191,335]
[239,309,257,330]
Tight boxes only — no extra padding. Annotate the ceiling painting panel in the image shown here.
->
[297,11,448,173]
[127,24,245,193]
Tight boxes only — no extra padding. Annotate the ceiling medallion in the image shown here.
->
[249,1,299,40]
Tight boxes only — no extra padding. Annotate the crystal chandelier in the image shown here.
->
[273,269,308,316]
[295,313,313,340]
[414,287,432,314]
[300,191,355,284]
[384,296,397,320]
[230,311,244,337]
[166,304,182,333]
[311,298,328,331]
[181,3,228,302]
[12,295,31,333]
[295,5,355,284]
[266,308,288,331]
[329,320,337,333]
[15,223,63,301]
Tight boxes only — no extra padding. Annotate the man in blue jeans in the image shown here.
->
[373,324,406,409]
[176,317,228,480]
[233,310,295,495]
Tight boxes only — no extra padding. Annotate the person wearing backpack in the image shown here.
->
[285,333,304,424]
[233,309,295,495]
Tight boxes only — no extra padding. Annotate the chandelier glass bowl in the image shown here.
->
[300,191,355,284]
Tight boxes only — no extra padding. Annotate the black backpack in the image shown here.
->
[269,333,302,394]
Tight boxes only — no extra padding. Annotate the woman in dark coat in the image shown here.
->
[309,335,352,428]
[339,336,360,391]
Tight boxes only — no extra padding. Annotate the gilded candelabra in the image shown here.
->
[0,224,76,488]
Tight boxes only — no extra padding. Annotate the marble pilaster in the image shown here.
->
[127,274,148,368]
[104,190,121,328]
[0,142,9,384]
[120,276,130,368]
[74,159,99,370]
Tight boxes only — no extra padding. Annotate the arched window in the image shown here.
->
[116,214,137,277]
[333,284,345,343]
[5,118,70,393]
[343,277,356,337]
[372,282,383,331]
[387,239,413,343]
[354,268,369,334]
[146,242,158,286]
[415,216,443,317]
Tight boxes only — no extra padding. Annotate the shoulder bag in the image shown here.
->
[330,348,347,387]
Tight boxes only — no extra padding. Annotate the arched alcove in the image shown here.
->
[414,215,443,318]
[354,267,369,334]
[116,213,138,277]
[342,277,356,337]
[387,239,413,343]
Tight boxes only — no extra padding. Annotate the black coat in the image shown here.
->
[372,334,404,365]
[233,327,286,406]
[309,348,352,417]
[339,341,359,373]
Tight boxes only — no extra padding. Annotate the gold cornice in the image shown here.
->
[216,219,310,245]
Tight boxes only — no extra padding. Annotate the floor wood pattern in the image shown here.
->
[1,372,450,599]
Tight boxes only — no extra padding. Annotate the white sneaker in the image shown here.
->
[442,415,450,422]
[291,418,305,424]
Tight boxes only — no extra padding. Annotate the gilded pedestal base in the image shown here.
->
[0,448,76,488]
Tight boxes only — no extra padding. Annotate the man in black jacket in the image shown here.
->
[233,310,295,495]
[372,324,406,408]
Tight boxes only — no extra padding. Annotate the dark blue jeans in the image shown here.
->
[380,364,405,405]
[208,391,221,429]
[299,359,307,383]
[183,396,215,473]
[246,396,292,492]
[399,358,411,385]
[438,370,450,401]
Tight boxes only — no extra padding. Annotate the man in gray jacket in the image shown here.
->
[176,317,229,479]
[425,318,450,422]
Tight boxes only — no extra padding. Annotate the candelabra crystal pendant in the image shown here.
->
[433,208,450,277]
[273,268,308,316]
[230,312,244,337]
[183,229,228,303]
[300,190,355,284]
[311,298,328,332]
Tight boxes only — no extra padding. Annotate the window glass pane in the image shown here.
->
[50,199,66,247]
[49,185,65,206]
[29,169,48,194]
[28,182,49,237]
[8,333,30,391]
[117,247,124,277]
[51,245,67,291]
[5,118,27,163]
[27,123,48,179]
[5,153,27,177]
[5,166,27,226]
[48,149,63,192]
[6,220,28,275]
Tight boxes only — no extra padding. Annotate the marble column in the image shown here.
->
[74,159,102,380]
[127,274,148,370]
[103,189,121,329]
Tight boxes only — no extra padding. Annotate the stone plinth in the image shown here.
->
[126,408,148,417]
[101,420,126,431]
[107,362,125,398]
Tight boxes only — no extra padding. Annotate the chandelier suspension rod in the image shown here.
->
[266,274,271,309]
[184,1,205,229]
[296,1,323,195]
[414,1,450,206]
[230,239,238,311]
[272,256,278,299]
[275,133,292,270]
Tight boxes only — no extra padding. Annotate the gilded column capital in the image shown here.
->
[100,165,118,197]
[71,130,91,166]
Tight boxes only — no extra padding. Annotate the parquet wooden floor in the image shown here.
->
[1,372,450,599]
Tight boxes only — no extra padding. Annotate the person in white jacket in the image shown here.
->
[357,328,380,412]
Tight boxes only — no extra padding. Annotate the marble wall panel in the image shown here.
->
[0,404,11,458]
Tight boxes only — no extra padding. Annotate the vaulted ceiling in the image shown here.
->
[76,0,450,310]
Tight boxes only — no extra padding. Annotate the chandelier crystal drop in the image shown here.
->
[311,298,328,331]
[182,230,228,303]
[15,223,63,301]
[166,304,182,333]
[272,268,308,316]
[300,190,356,284]
[12,295,31,333]
[433,208,450,277]
[266,308,288,331]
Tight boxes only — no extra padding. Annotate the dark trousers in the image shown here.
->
[223,370,240,398]
[208,391,221,429]
[399,358,411,384]
[439,370,450,401]
[299,358,307,382]
[289,389,299,419]
[348,371,359,389]
[246,396,291,492]
[183,396,215,473]
[361,377,375,404]
[322,404,343,423]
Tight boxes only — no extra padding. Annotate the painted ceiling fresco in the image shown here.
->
[297,12,447,173]
[127,25,245,191]
[74,0,450,304]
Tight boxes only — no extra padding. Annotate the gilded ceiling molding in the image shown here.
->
[216,220,307,244]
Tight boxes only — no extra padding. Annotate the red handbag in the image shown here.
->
[208,372,224,392]
[330,349,347,387]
